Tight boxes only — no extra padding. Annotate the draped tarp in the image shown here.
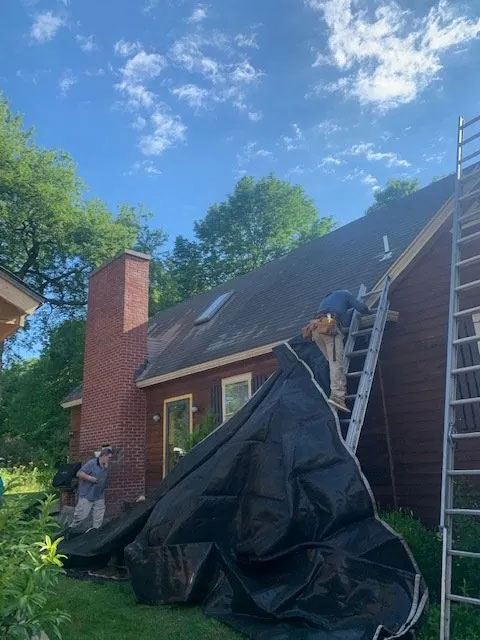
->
[60,337,427,639]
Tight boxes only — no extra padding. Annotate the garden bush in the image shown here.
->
[0,490,70,639]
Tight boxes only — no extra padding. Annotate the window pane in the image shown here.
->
[165,398,190,474]
[224,381,249,419]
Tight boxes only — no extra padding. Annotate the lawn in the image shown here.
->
[55,576,480,640]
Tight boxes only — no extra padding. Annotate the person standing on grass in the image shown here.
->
[70,446,113,529]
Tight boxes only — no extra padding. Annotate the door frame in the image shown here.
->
[163,393,193,477]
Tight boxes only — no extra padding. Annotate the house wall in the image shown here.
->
[144,352,277,491]
[379,221,480,526]
[70,406,81,461]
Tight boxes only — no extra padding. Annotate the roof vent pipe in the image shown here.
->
[380,235,393,261]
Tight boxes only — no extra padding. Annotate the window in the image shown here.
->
[222,373,252,421]
[163,395,192,476]
[194,291,234,325]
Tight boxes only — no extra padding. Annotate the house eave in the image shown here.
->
[61,398,83,409]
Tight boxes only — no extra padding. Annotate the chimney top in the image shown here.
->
[89,249,151,279]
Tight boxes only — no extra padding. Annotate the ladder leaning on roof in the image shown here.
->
[440,114,480,640]
[339,277,391,453]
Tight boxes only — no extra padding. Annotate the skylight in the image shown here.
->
[194,291,234,325]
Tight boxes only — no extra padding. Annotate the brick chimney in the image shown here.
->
[79,250,150,514]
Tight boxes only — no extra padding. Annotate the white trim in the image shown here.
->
[136,341,283,388]
[221,372,252,422]
[0,277,42,315]
[60,398,82,409]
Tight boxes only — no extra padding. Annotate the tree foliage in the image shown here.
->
[365,178,421,215]
[169,175,334,297]
[0,96,167,317]
[0,319,85,465]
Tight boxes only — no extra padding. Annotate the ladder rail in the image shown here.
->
[345,277,390,453]
[343,284,367,375]
[439,115,464,640]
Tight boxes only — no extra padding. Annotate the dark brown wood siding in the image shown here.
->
[69,406,81,462]
[144,353,277,491]
[378,221,480,526]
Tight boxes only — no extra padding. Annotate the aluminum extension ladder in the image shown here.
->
[340,277,391,453]
[440,114,480,640]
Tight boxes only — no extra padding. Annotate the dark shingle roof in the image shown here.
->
[62,174,454,404]
[61,385,83,405]
[138,174,454,382]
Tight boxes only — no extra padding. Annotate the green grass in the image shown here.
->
[55,577,242,640]
[55,576,480,640]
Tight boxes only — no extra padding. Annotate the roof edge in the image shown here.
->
[60,398,82,409]
[89,249,151,279]
[0,266,44,305]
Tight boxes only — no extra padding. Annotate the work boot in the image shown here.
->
[328,396,351,413]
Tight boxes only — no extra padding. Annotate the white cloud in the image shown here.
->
[237,141,273,165]
[171,84,210,109]
[307,0,480,110]
[114,40,142,57]
[169,34,263,115]
[131,116,147,130]
[139,109,186,156]
[31,12,64,43]
[319,156,342,167]
[341,142,410,167]
[115,81,156,109]
[317,119,342,136]
[282,123,304,151]
[231,61,263,84]
[248,110,263,122]
[424,151,446,163]
[235,33,259,49]
[121,50,166,83]
[126,160,162,176]
[76,34,96,53]
[187,4,208,24]
[59,70,77,96]
[288,165,305,176]
[344,167,379,188]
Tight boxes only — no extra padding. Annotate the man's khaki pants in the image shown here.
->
[71,497,105,529]
[312,329,346,403]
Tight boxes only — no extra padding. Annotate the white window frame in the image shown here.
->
[221,373,252,422]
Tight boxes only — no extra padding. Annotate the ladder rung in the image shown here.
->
[454,304,480,317]
[462,149,480,164]
[347,371,362,378]
[459,207,480,222]
[455,278,480,291]
[451,397,480,406]
[456,254,480,268]
[445,508,480,516]
[345,394,357,400]
[448,470,480,476]
[447,593,480,606]
[451,431,480,440]
[462,130,480,146]
[360,288,382,298]
[449,549,480,559]
[339,419,350,424]
[345,349,368,358]
[463,114,480,128]
[458,230,480,244]
[453,334,480,346]
[452,364,480,375]
[352,328,373,337]
[459,188,480,202]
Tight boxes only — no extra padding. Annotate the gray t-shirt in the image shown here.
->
[78,458,108,502]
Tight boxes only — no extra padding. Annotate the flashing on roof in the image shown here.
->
[194,291,234,325]
[379,235,393,261]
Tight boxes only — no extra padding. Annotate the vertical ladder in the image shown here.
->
[340,277,391,453]
[440,115,480,640]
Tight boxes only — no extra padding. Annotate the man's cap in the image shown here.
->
[95,445,113,457]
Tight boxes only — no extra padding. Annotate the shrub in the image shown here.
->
[418,604,480,640]
[0,464,53,494]
[184,410,218,452]
[0,492,70,639]
[381,509,442,602]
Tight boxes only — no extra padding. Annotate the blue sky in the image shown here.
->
[2,0,480,246]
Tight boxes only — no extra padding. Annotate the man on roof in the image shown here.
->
[303,290,370,413]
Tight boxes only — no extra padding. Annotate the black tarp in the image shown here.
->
[60,337,427,639]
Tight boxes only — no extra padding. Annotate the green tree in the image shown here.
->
[365,178,420,215]
[0,319,85,464]
[169,175,334,297]
[0,96,168,318]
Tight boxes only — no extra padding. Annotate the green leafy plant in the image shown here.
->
[0,492,70,639]
[184,410,219,453]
